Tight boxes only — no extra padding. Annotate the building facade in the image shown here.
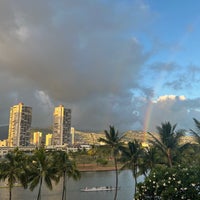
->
[32,131,42,146]
[52,105,71,145]
[0,139,7,147]
[8,102,32,147]
[45,133,53,146]
[71,127,75,145]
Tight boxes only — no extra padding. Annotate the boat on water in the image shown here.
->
[80,186,120,192]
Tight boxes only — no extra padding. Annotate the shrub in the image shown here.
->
[135,165,200,200]
[96,158,108,166]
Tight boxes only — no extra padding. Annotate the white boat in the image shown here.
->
[80,186,120,192]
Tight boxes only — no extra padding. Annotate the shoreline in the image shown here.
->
[77,163,118,172]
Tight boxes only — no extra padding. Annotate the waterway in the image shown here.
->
[0,170,142,200]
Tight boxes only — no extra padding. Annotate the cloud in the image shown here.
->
[155,95,186,102]
[0,0,153,101]
[150,62,179,72]
[0,1,199,134]
[144,95,200,132]
[35,90,54,110]
[0,0,156,131]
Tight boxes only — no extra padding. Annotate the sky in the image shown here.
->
[1,0,200,133]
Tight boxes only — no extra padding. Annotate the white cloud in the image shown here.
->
[143,95,200,132]
[35,90,54,111]
[154,95,186,102]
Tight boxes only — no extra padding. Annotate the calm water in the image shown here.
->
[0,170,142,200]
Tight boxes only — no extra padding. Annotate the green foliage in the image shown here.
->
[0,148,80,200]
[27,148,59,200]
[177,143,200,165]
[120,140,144,196]
[54,150,80,180]
[135,165,200,200]
[98,125,124,200]
[0,148,28,200]
[148,121,185,167]
[190,118,200,144]
[96,158,108,166]
[52,150,80,200]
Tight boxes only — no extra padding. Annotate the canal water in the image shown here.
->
[0,170,142,200]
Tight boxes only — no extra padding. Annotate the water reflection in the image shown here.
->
[0,170,138,200]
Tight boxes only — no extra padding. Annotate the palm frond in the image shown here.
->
[44,176,53,190]
[193,118,200,130]
[148,132,166,154]
[190,129,200,144]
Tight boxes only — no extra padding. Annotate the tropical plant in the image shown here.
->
[0,149,27,200]
[53,151,81,200]
[148,122,185,167]
[139,146,161,177]
[120,140,144,196]
[27,147,59,200]
[96,157,108,166]
[190,118,200,144]
[98,125,124,200]
[135,165,200,200]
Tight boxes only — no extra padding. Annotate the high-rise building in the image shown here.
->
[52,105,71,145]
[8,102,32,147]
[33,131,42,146]
[71,127,75,145]
[45,133,53,146]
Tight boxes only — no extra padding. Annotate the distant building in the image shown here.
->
[33,131,42,146]
[52,105,71,145]
[45,133,53,146]
[71,127,75,145]
[0,139,7,147]
[8,102,32,147]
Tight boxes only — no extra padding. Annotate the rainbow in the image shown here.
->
[142,100,154,143]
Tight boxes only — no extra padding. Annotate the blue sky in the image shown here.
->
[135,1,200,99]
[0,0,200,133]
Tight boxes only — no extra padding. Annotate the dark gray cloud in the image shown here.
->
[0,0,155,131]
[0,0,200,134]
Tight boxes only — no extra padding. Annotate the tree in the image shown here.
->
[0,149,27,200]
[98,125,124,200]
[135,165,200,200]
[53,151,81,200]
[148,122,185,167]
[120,140,144,196]
[27,148,59,200]
[139,146,161,177]
[190,118,200,144]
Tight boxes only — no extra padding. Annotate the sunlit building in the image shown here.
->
[71,127,75,145]
[45,133,53,146]
[0,139,7,147]
[33,131,42,146]
[8,102,32,147]
[52,105,71,145]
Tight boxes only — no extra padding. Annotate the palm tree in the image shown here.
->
[120,140,143,196]
[190,118,200,165]
[98,125,124,200]
[53,151,81,200]
[148,121,185,167]
[139,146,160,177]
[0,149,27,200]
[27,147,59,200]
[190,118,200,144]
